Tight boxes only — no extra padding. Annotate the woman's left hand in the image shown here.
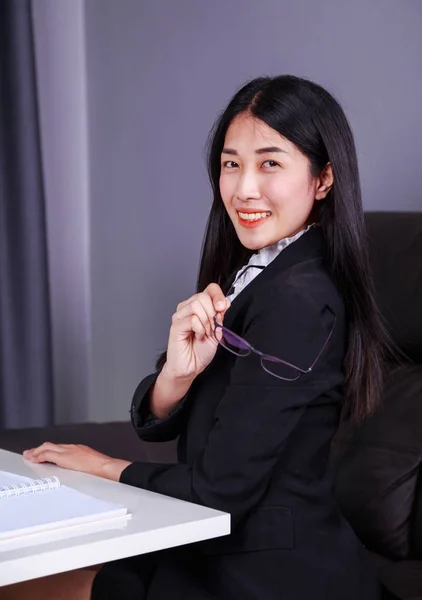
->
[23,443,131,482]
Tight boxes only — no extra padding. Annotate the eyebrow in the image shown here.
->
[222,146,289,156]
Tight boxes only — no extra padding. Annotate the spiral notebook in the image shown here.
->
[0,470,130,542]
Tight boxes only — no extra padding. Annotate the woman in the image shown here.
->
[4,75,391,599]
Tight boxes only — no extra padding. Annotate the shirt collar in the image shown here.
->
[226,223,316,302]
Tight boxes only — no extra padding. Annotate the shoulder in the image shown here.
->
[235,259,344,378]
[250,257,344,321]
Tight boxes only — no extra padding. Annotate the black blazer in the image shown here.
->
[117,228,380,600]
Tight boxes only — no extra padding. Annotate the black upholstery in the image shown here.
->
[364,212,422,364]
[332,211,422,599]
[333,365,422,559]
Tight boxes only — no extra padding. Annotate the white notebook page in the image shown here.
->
[0,471,129,541]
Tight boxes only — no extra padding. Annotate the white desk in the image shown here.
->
[0,449,230,586]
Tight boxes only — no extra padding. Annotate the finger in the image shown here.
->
[182,292,222,333]
[27,450,59,464]
[190,292,230,336]
[172,300,213,337]
[176,293,199,312]
[191,314,206,340]
[214,321,223,342]
[177,286,230,317]
[24,442,65,460]
[215,311,223,324]
[204,283,230,313]
[191,297,216,336]
[23,443,48,457]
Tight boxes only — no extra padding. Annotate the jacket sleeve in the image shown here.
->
[121,285,341,527]
[129,372,191,442]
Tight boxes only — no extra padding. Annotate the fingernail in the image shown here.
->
[216,301,225,310]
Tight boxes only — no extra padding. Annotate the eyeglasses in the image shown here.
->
[213,311,336,381]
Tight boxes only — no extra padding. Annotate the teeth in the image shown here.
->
[238,211,271,221]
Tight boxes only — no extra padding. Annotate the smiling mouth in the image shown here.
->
[236,210,272,226]
[237,210,271,221]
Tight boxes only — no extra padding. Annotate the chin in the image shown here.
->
[236,232,270,251]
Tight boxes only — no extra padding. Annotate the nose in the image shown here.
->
[235,170,261,201]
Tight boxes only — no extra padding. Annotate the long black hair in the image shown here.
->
[157,75,395,421]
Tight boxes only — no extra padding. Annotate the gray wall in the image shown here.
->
[82,0,422,422]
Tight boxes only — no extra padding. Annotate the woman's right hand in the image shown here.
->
[162,283,230,382]
[149,283,230,419]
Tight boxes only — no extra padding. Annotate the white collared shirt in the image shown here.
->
[226,224,315,303]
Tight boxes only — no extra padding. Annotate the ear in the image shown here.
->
[315,162,333,200]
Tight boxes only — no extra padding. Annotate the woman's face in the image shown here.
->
[219,113,332,250]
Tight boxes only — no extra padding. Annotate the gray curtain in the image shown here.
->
[0,0,54,428]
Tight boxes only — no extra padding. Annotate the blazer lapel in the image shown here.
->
[222,227,325,331]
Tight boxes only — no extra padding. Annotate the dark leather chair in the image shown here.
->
[332,211,422,600]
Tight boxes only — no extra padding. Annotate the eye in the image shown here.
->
[262,160,280,169]
[222,161,239,169]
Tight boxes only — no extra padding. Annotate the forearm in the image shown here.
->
[149,365,194,419]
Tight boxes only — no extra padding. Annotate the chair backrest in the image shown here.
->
[365,211,422,363]
[332,211,422,561]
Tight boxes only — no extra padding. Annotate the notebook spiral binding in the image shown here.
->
[0,476,61,499]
